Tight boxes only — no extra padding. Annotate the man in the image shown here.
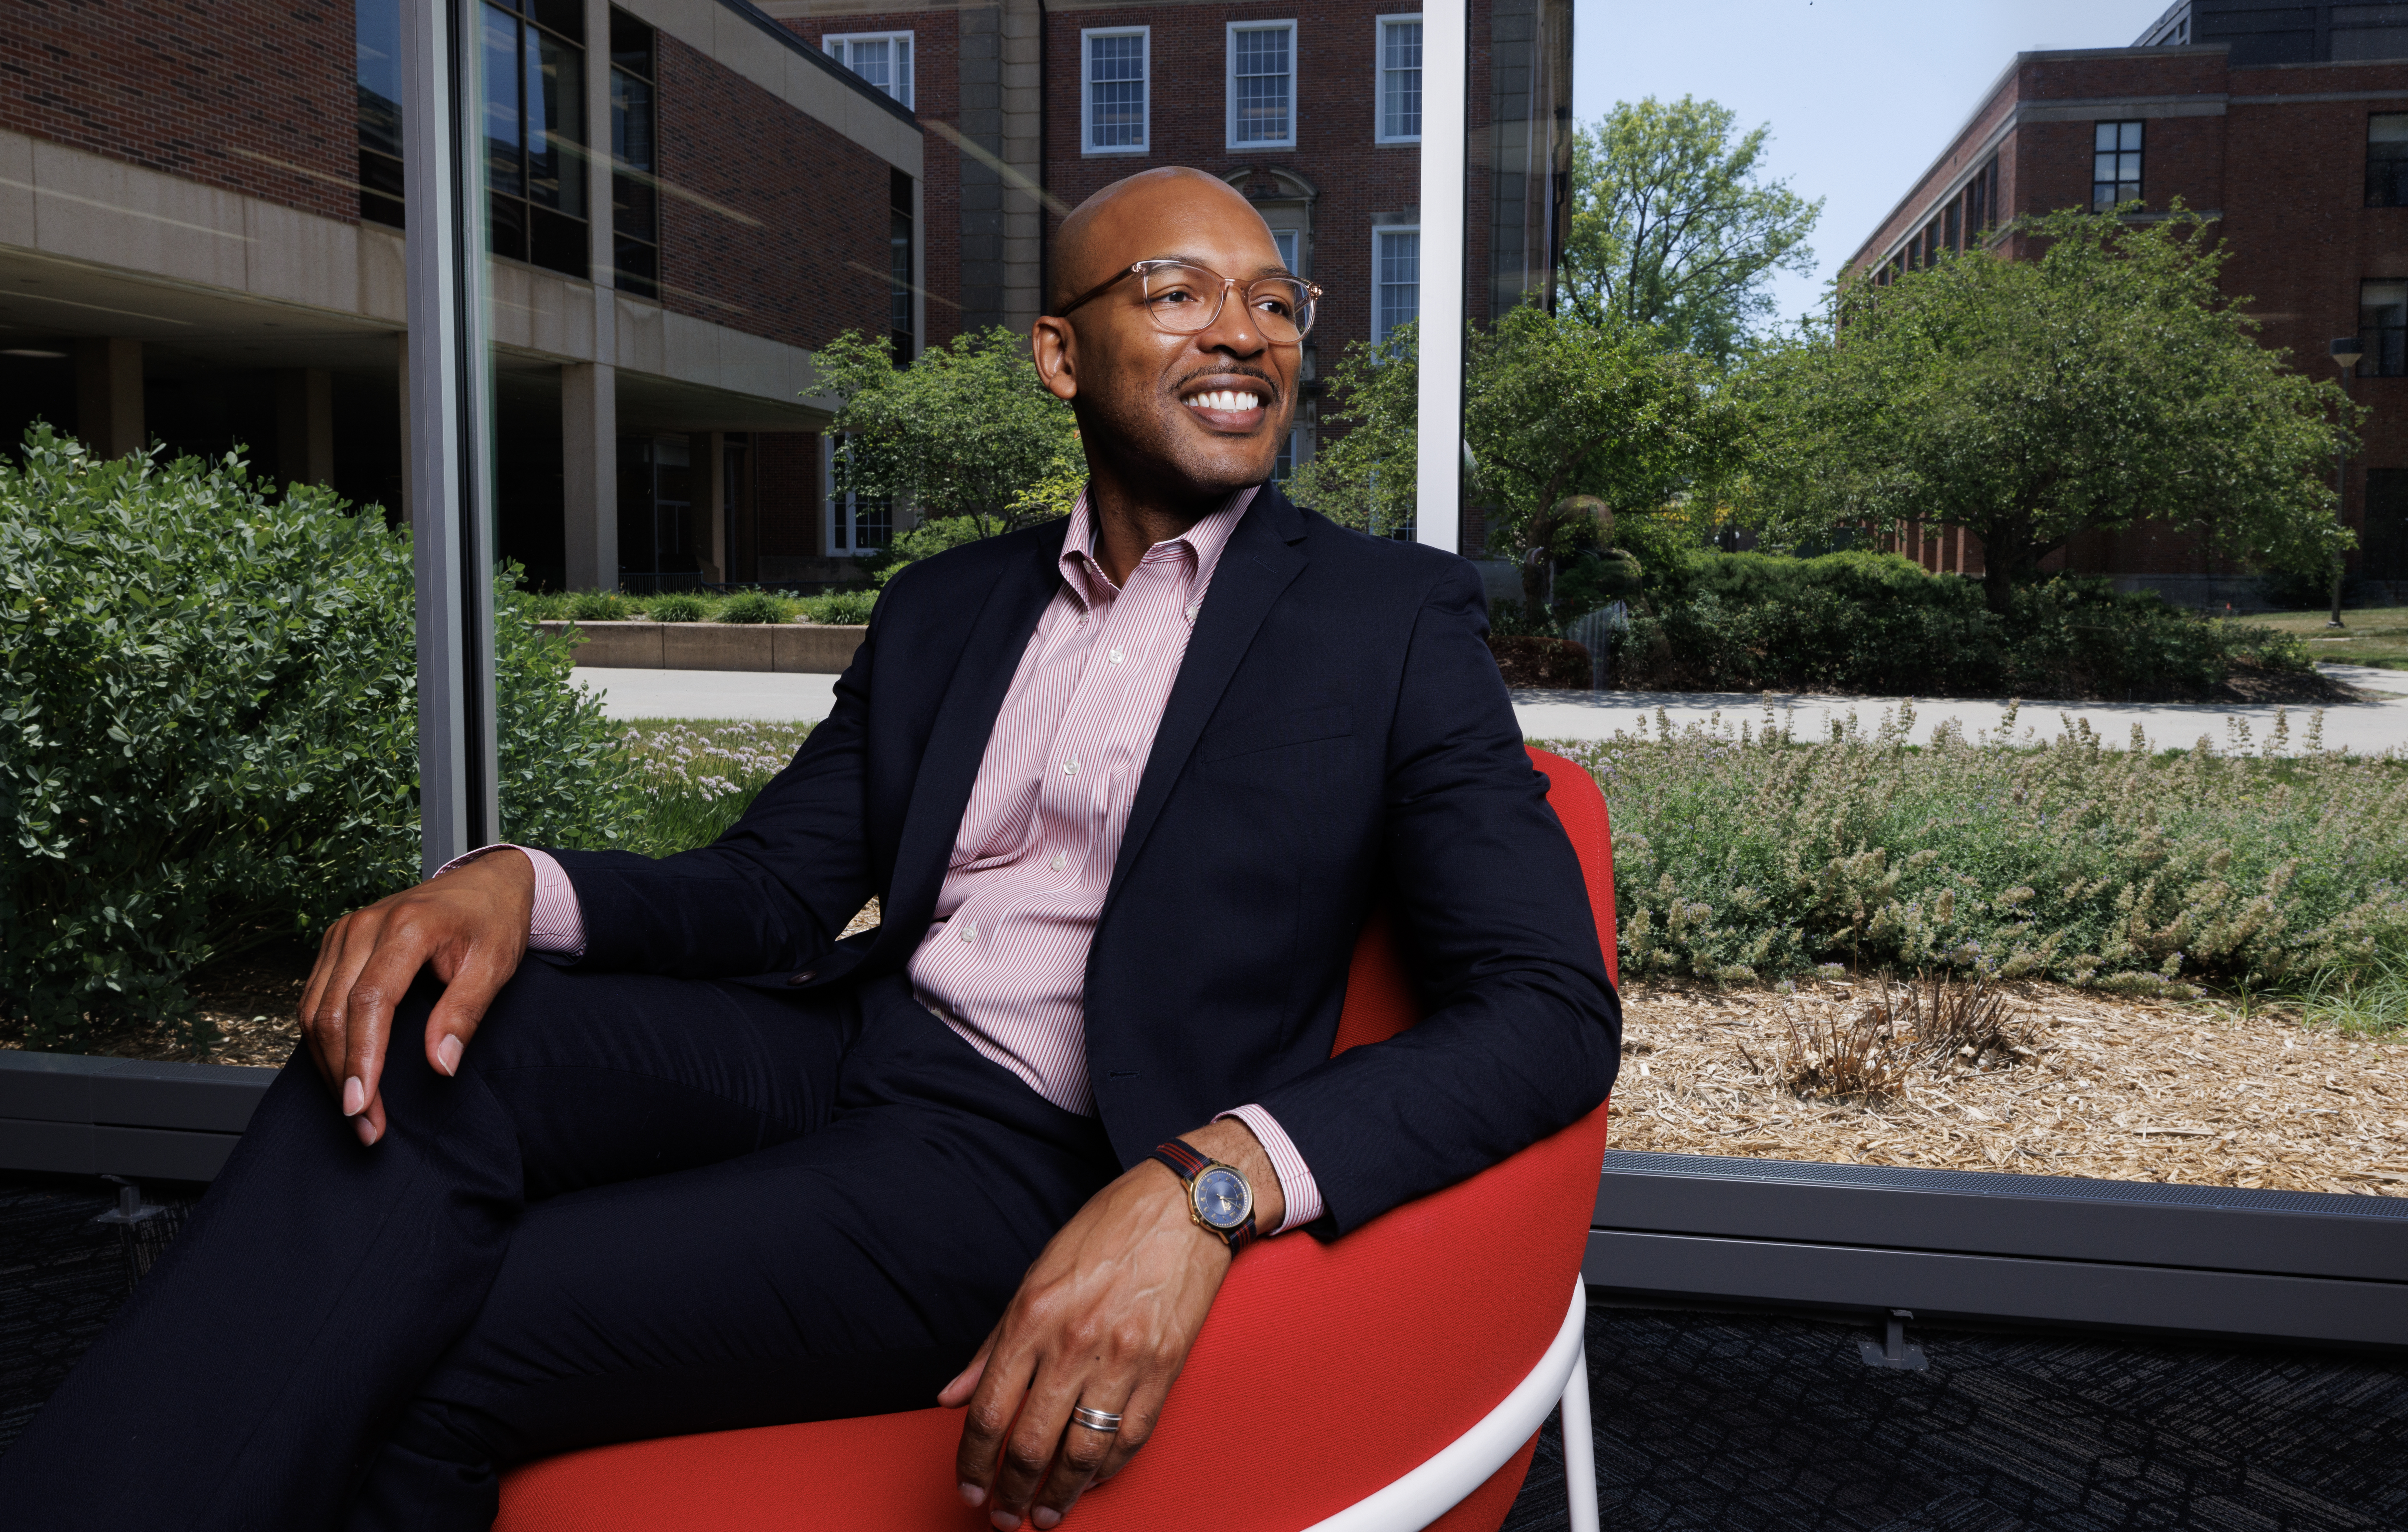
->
[0,167,1617,1531]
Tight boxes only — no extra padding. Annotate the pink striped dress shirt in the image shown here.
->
[460,487,1324,1234]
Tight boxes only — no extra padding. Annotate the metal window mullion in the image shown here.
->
[403,0,501,876]
[1414,0,1464,553]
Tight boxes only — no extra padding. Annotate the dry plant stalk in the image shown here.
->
[1878,971,2045,1073]
[1737,1002,1910,1102]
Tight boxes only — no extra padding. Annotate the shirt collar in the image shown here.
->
[1057,484,1258,611]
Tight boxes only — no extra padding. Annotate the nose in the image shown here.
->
[1195,278,1268,357]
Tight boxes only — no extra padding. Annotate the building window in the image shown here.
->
[1272,229,1300,273]
[1964,155,1995,241]
[1083,29,1149,155]
[2369,114,2408,208]
[1943,201,1960,253]
[356,0,405,228]
[1228,23,1296,150]
[1374,226,1419,350]
[2093,120,2142,211]
[824,437,892,556]
[890,168,916,363]
[1376,15,1422,143]
[824,31,913,108]
[2364,280,2407,378]
[618,434,696,592]
[610,10,659,299]
[483,0,588,279]
[2364,469,2408,583]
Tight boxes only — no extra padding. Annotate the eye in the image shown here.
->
[1252,292,1295,319]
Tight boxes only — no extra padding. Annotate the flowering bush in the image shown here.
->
[1567,704,2408,991]
[0,429,638,1050]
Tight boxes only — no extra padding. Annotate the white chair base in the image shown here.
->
[1302,1277,1599,1532]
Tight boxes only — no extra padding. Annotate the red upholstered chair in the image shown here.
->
[498,747,1614,1532]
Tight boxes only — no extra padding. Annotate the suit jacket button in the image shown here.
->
[787,970,815,986]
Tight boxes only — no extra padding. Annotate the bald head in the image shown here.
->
[1047,169,1277,315]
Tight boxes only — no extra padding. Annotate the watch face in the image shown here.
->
[1194,1166,1251,1231]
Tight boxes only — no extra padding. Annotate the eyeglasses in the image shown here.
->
[1053,259,1322,344]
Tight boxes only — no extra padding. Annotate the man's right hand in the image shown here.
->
[297,850,536,1146]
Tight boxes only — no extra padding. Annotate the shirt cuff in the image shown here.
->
[435,844,588,957]
[1218,1104,1326,1234]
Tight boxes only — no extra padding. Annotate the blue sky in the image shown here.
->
[1570,0,2182,325]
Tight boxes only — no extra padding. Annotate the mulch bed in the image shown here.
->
[1612,976,2408,1196]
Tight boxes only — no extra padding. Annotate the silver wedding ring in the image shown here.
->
[1069,1405,1123,1434]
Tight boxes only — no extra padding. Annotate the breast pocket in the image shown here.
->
[1197,704,1355,764]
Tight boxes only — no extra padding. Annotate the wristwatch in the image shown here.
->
[1148,1139,1258,1255]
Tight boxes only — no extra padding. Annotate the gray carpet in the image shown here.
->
[6,1173,2404,1528]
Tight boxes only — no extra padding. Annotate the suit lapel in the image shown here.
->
[1105,487,1310,908]
[873,534,1061,963]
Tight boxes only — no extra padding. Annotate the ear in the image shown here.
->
[1030,316,1079,403]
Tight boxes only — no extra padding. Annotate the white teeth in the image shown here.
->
[1186,389,1261,411]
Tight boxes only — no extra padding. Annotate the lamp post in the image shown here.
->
[2327,336,2362,630]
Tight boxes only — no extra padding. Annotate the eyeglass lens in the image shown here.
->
[1139,264,1314,341]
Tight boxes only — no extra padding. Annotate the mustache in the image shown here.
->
[1171,366,1281,405]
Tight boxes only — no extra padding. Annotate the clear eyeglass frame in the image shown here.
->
[1054,258,1322,344]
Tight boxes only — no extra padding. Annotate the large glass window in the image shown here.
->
[1083,29,1149,155]
[619,434,697,592]
[1374,226,1419,351]
[890,168,916,363]
[2369,114,2408,208]
[824,31,914,108]
[356,0,405,228]
[610,9,659,299]
[1228,23,1296,150]
[484,0,587,279]
[2362,280,2407,378]
[2092,120,2142,211]
[1377,16,1423,143]
[1272,228,1300,273]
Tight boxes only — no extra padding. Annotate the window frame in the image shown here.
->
[821,29,914,110]
[2092,119,2144,212]
[2369,112,2408,209]
[1081,26,1151,157]
[1226,20,1299,152]
[1372,223,1421,353]
[2362,279,2407,379]
[482,0,591,280]
[822,435,893,558]
[1374,13,1424,145]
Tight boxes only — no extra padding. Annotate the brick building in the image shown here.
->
[1844,7,2407,606]
[767,0,1573,554]
[0,0,923,591]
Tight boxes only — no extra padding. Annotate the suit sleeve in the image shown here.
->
[534,603,884,979]
[1249,560,1622,1235]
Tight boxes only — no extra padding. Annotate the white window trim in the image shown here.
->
[1374,13,1423,145]
[1372,223,1420,351]
[1081,26,1150,157]
[821,30,914,109]
[822,436,889,557]
[1226,20,1298,152]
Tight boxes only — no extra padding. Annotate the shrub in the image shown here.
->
[715,592,788,624]
[0,429,639,1052]
[647,593,705,623]
[1566,706,2408,991]
[566,590,629,621]
[1613,554,2310,700]
[798,590,877,625]
[1488,636,1592,688]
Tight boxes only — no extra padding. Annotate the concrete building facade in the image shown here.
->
[1845,15,2408,606]
[0,0,924,592]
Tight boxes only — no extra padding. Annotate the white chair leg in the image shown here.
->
[1557,1331,1599,1532]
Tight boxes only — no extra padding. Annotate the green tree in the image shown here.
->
[1292,308,1732,613]
[1559,96,1822,362]
[1737,206,2358,615]
[816,326,1080,537]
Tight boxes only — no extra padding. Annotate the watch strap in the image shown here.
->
[1148,1139,1257,1254]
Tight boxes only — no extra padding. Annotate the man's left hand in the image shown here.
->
[943,1117,1282,1529]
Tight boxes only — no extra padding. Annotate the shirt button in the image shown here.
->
[959,920,977,943]
[1063,758,1079,777]
[1109,646,1124,664]
[1051,852,1067,872]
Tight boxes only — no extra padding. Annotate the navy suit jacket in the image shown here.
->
[547,486,1620,1234]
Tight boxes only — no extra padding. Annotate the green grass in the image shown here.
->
[2247,605,2408,672]
[514,589,878,626]
[619,719,816,857]
[2300,949,2408,1035]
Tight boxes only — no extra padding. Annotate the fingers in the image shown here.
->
[987,1355,1086,1526]
[1091,1377,1169,1485]
[953,1327,1037,1513]
[422,936,517,1078]
[1027,1380,1142,1529]
[939,1324,1002,1409]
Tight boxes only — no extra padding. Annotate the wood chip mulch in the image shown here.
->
[1612,978,2408,1197]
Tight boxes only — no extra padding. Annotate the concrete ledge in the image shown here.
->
[538,621,864,674]
[0,1051,277,1182]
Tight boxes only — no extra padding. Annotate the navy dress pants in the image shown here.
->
[0,962,1119,1532]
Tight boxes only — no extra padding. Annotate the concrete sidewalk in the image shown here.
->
[579,664,2408,755]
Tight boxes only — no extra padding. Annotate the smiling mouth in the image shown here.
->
[1181,385,1270,422]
